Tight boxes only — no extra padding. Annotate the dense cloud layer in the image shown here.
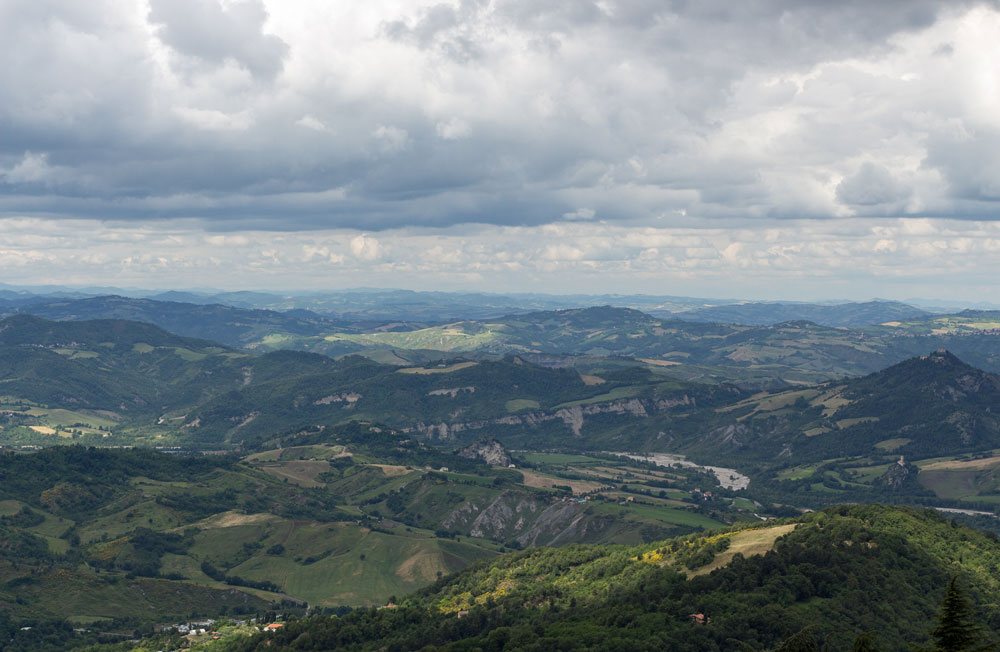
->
[1,1,999,295]
[2,0,999,230]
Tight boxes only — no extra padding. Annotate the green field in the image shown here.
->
[230,524,497,606]
[843,463,892,483]
[53,348,100,360]
[910,452,1000,500]
[397,361,479,374]
[918,470,991,500]
[255,460,332,487]
[172,346,209,361]
[505,398,541,412]
[24,407,118,428]
[138,511,506,607]
[731,497,758,511]
[875,437,911,451]
[0,565,270,622]
[518,452,604,465]
[244,444,348,462]
[0,403,123,446]
[553,385,643,409]
[590,501,725,530]
[776,464,822,481]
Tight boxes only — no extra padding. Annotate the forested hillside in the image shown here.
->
[226,505,1000,651]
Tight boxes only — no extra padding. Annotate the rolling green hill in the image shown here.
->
[249,305,1000,386]
[0,315,748,450]
[655,350,1000,510]
[688,350,1000,463]
[0,436,750,637]
[219,505,1000,651]
[181,354,744,448]
[0,315,246,419]
[0,445,490,624]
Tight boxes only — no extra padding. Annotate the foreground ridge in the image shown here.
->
[218,505,999,651]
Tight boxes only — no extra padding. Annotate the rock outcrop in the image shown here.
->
[457,438,512,467]
[877,456,920,491]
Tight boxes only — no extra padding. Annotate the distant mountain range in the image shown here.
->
[5,314,1000,479]
[14,282,1000,321]
[6,296,1000,388]
[1,284,737,320]
[673,299,931,327]
[0,295,351,347]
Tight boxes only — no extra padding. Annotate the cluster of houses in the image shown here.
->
[691,488,715,501]
[157,618,285,639]
[158,619,217,636]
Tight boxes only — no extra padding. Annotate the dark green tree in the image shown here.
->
[853,631,881,651]
[932,578,983,651]
[776,626,820,652]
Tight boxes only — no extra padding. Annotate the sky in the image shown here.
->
[2,0,1000,300]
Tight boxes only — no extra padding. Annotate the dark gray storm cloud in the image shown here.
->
[1,0,999,231]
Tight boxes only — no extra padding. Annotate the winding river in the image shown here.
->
[606,451,751,491]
